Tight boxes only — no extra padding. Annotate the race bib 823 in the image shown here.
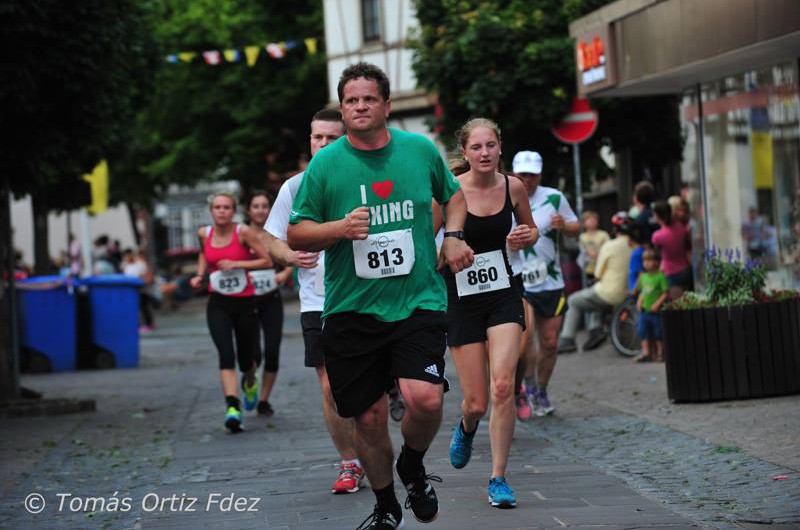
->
[209,268,248,295]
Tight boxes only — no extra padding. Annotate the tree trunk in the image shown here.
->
[1,181,20,399]
[31,191,53,275]
[127,203,141,247]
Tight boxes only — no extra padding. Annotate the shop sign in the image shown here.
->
[575,24,617,95]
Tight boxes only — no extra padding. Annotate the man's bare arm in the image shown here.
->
[268,233,319,269]
[287,206,370,252]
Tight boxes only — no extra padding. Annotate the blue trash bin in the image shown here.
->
[83,275,144,368]
[17,275,78,372]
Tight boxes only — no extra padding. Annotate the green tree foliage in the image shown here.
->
[411,0,682,182]
[0,0,158,196]
[0,0,159,272]
[112,0,327,206]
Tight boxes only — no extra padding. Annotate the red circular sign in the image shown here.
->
[552,97,598,145]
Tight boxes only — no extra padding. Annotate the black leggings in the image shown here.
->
[206,293,260,371]
[256,290,283,373]
[139,292,154,327]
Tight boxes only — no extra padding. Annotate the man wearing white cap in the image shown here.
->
[511,151,580,417]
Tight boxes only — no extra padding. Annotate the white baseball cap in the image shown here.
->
[512,151,543,174]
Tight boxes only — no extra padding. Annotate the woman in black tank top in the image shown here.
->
[438,118,538,509]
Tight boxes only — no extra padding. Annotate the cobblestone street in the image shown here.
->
[1,298,798,529]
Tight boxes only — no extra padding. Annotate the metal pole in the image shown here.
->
[695,83,712,250]
[573,143,587,291]
[573,142,583,215]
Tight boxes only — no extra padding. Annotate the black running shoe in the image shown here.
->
[395,457,441,523]
[257,400,274,417]
[355,504,404,529]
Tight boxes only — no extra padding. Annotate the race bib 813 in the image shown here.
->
[352,228,415,279]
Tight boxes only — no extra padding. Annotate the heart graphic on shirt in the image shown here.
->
[372,180,394,200]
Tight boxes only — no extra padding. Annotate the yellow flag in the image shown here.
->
[83,160,109,214]
[178,52,197,63]
[244,45,260,67]
[304,38,317,55]
[752,131,774,189]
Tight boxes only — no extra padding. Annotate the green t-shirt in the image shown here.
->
[640,271,668,312]
[290,128,461,321]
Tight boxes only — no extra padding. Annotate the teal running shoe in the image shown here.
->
[241,375,258,411]
[488,477,516,508]
[448,418,475,469]
[224,406,243,433]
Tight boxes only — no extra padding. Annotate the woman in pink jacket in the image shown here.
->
[651,200,692,300]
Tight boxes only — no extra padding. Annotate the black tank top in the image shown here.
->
[443,175,515,287]
[464,175,514,277]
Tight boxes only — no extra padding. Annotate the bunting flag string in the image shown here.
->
[165,37,318,67]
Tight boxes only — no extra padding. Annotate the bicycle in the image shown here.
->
[610,296,642,357]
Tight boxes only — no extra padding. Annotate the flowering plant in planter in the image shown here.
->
[668,247,796,310]
[661,247,800,403]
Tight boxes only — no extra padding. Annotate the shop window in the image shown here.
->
[686,62,800,290]
[362,0,381,43]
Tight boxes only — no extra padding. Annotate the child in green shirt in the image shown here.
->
[633,249,669,362]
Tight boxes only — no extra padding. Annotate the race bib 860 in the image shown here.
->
[455,250,510,297]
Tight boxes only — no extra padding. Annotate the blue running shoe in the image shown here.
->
[535,389,555,417]
[224,406,243,433]
[488,477,517,508]
[449,418,475,469]
[241,375,258,411]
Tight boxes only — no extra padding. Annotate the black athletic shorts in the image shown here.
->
[301,311,324,368]
[523,288,568,318]
[321,309,448,418]
[445,275,525,346]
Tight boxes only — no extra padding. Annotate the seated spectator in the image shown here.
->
[557,214,632,353]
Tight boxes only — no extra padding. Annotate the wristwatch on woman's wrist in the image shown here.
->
[443,230,465,240]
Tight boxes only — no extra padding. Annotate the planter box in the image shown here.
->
[661,298,800,402]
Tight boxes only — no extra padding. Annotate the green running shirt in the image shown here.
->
[290,128,461,321]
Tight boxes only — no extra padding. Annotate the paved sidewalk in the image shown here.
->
[1,298,798,529]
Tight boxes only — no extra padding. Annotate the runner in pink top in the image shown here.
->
[189,191,272,433]
[203,224,257,296]
[651,200,692,299]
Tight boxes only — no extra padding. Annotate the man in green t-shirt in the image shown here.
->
[288,62,473,530]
